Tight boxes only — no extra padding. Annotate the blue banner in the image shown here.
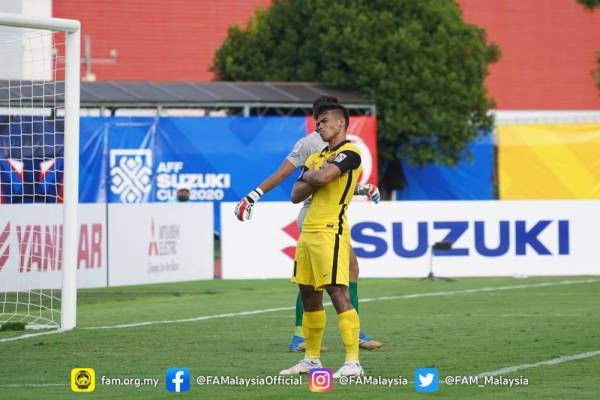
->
[79,116,307,232]
[395,131,495,200]
[0,116,64,203]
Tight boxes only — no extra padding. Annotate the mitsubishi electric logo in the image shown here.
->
[110,149,153,203]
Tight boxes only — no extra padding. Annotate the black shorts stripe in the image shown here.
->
[338,169,353,205]
[331,234,340,285]
[337,204,346,235]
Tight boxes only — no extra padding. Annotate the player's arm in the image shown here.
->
[301,162,342,186]
[234,159,297,221]
[257,159,297,194]
[354,183,381,203]
[291,167,317,203]
[301,150,361,187]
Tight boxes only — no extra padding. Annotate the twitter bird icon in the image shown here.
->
[415,368,439,392]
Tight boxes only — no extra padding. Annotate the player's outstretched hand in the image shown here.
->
[356,183,380,203]
[234,188,264,221]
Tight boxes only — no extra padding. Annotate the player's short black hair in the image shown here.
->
[312,95,339,118]
[315,103,350,129]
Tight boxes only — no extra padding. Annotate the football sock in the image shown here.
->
[338,308,360,361]
[303,310,326,359]
[349,281,359,313]
[294,291,304,337]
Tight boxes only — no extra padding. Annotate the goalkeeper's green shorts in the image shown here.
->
[292,231,350,290]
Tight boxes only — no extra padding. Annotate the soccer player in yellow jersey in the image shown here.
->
[279,103,364,378]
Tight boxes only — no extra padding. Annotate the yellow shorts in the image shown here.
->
[292,231,350,290]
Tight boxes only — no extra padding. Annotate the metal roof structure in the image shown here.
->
[0,81,376,116]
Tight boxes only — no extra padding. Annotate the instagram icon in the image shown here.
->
[308,368,333,392]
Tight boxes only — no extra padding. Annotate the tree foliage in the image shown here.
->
[213,0,500,166]
[577,0,600,11]
[577,0,600,91]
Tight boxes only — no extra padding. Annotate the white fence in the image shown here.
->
[3,200,597,289]
[221,201,600,279]
[108,203,214,286]
[0,204,107,290]
[0,203,214,290]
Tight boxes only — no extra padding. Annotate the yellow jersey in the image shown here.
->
[301,140,362,234]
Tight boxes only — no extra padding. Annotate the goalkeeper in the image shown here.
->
[234,96,383,352]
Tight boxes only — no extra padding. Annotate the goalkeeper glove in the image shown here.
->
[356,183,380,203]
[234,188,264,221]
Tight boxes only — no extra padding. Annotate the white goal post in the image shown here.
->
[0,12,80,331]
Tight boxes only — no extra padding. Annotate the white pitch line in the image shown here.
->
[1,278,599,343]
[0,328,65,343]
[83,278,599,330]
[0,383,67,388]
[82,306,295,330]
[359,278,600,304]
[477,350,600,377]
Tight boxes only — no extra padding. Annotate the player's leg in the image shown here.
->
[280,284,325,375]
[325,284,364,377]
[299,284,327,360]
[349,248,383,350]
[288,290,305,351]
[315,232,363,377]
[282,233,325,375]
[288,207,307,351]
[325,285,360,361]
[291,291,330,352]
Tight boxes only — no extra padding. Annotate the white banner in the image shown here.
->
[108,202,213,286]
[0,204,107,290]
[221,201,600,278]
[221,202,305,279]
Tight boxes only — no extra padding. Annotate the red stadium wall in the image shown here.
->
[53,0,600,109]
[52,0,270,81]
[460,0,600,110]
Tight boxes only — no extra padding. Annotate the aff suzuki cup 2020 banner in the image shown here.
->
[220,201,600,279]
[78,116,378,206]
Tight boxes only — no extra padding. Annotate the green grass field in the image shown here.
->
[1,276,599,399]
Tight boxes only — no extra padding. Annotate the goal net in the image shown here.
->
[0,13,80,332]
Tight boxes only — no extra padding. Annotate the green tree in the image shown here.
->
[213,0,500,167]
[577,0,600,11]
[577,0,600,91]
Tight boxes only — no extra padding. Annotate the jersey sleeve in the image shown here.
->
[331,150,361,174]
[296,166,309,182]
[286,137,311,168]
[297,153,317,181]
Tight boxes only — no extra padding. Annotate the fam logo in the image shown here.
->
[110,149,153,203]
[71,368,96,393]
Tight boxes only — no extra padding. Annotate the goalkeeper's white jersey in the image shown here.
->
[286,131,327,168]
[286,131,327,212]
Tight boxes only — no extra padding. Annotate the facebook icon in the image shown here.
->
[166,368,190,393]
